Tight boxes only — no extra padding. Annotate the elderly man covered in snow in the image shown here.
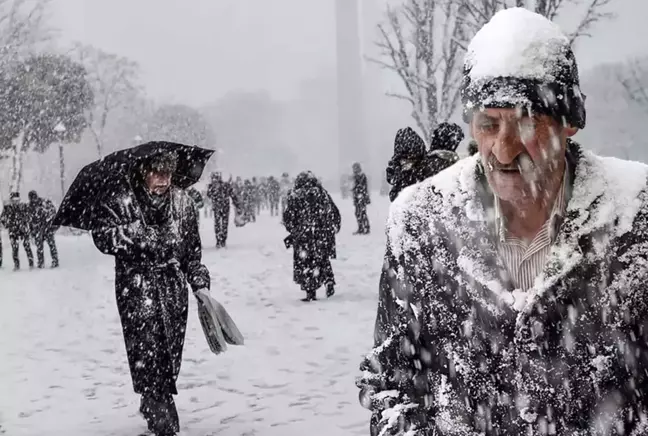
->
[358,8,648,436]
[92,152,210,436]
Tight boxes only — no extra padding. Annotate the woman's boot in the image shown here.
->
[140,393,180,436]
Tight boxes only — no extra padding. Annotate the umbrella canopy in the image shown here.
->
[53,141,215,230]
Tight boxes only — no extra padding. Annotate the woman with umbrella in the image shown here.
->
[56,143,212,436]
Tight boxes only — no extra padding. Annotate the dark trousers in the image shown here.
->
[10,233,33,269]
[354,203,370,234]
[34,231,59,267]
[213,206,230,247]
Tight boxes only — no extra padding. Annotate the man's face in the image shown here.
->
[470,108,578,203]
[145,170,172,195]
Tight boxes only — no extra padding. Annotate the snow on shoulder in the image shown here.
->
[386,156,478,258]
[465,8,570,83]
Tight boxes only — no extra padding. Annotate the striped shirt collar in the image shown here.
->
[493,160,569,244]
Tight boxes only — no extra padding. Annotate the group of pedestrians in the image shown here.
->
[0,190,59,270]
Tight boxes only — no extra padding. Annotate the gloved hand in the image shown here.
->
[188,262,210,292]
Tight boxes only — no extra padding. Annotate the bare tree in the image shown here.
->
[0,0,54,197]
[73,44,141,158]
[375,0,616,144]
[0,0,53,63]
[618,57,648,114]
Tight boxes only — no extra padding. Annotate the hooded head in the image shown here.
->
[430,123,465,152]
[294,171,319,190]
[394,127,426,159]
[28,190,39,202]
[9,192,19,203]
[461,8,583,207]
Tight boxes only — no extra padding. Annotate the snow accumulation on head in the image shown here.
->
[465,7,570,82]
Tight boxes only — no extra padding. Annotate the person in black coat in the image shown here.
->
[426,121,463,174]
[0,192,34,270]
[185,187,204,225]
[351,163,371,235]
[385,127,429,202]
[242,179,256,223]
[27,190,59,268]
[91,152,210,436]
[207,172,236,248]
[283,171,341,302]
[386,124,464,203]
[267,176,281,217]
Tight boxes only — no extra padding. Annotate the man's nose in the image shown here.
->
[491,123,524,165]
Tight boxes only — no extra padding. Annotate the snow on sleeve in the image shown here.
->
[465,8,570,83]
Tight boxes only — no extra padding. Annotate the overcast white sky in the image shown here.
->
[51,0,647,106]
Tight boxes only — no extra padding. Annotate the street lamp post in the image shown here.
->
[54,122,67,200]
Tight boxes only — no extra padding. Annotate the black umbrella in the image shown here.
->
[53,141,215,230]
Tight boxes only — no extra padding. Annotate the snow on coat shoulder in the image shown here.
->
[569,151,648,236]
[387,154,480,259]
[465,7,570,83]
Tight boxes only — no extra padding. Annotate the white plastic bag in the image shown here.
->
[195,289,244,355]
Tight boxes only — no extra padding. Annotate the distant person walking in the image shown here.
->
[27,190,59,268]
[283,172,341,302]
[0,192,34,270]
[351,163,370,235]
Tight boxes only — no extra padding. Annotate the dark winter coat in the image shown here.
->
[387,127,460,202]
[352,172,370,207]
[0,202,30,237]
[386,151,460,202]
[186,187,204,210]
[426,149,460,176]
[283,175,341,290]
[27,197,57,236]
[207,180,234,211]
[268,178,281,202]
[358,142,648,436]
[91,177,209,397]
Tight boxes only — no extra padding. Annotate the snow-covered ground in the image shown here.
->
[0,195,389,436]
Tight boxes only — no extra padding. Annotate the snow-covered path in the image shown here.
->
[0,195,388,436]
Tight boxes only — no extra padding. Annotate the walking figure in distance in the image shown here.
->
[207,172,236,248]
[351,163,371,234]
[0,192,34,270]
[283,171,341,302]
[27,190,59,268]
